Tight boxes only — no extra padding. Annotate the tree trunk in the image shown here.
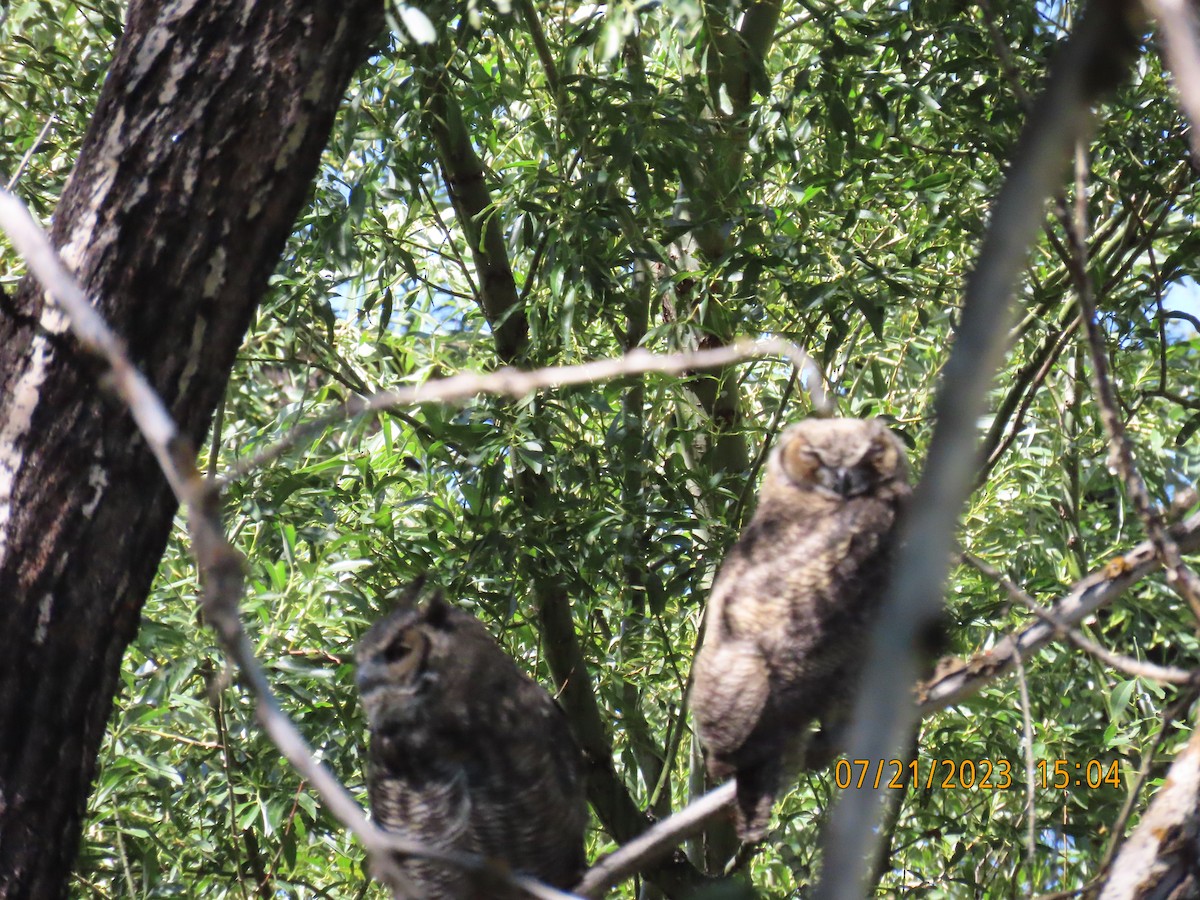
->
[0,2,382,896]
[1098,723,1200,900]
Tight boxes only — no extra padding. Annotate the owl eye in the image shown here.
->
[780,440,820,484]
[866,437,902,477]
[382,637,414,664]
[380,630,427,674]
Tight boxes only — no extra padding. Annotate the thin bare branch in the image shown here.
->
[1162,309,1200,335]
[964,554,1198,685]
[978,0,1033,107]
[574,783,734,899]
[222,339,831,484]
[1150,385,1200,412]
[5,115,56,191]
[1013,652,1037,881]
[921,510,1200,712]
[1055,623,1195,685]
[980,313,1081,481]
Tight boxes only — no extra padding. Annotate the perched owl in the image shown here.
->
[690,418,910,842]
[355,587,588,898]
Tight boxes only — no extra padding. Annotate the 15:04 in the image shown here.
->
[1037,758,1121,789]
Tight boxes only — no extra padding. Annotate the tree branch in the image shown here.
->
[574,783,735,899]
[920,510,1200,712]
[223,339,827,484]
[964,553,1198,685]
[816,6,1145,893]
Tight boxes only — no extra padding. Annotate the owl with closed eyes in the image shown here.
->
[355,586,588,898]
[690,418,910,842]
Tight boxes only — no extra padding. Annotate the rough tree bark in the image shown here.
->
[1098,721,1200,900]
[0,2,383,897]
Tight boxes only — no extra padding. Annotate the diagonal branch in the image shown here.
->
[816,4,1145,894]
[964,553,1198,685]
[574,783,735,899]
[920,510,1200,713]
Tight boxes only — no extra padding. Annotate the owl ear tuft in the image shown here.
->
[389,574,428,610]
[423,590,453,627]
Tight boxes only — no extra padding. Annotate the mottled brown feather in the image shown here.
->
[690,418,910,841]
[356,590,588,898]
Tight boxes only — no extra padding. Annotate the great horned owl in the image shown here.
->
[690,417,910,841]
[355,587,588,898]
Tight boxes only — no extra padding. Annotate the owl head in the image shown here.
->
[767,417,909,500]
[354,583,461,733]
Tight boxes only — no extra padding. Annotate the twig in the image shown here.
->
[1013,651,1038,882]
[980,314,1081,481]
[731,365,800,532]
[1064,141,1200,622]
[222,339,831,484]
[1162,309,1200,335]
[0,189,581,900]
[921,510,1200,712]
[0,192,191,500]
[5,115,56,191]
[516,0,559,95]
[574,783,734,898]
[415,177,479,300]
[814,5,1144,897]
[1150,386,1200,412]
[964,554,1198,685]
[1151,247,1169,391]
[1054,624,1195,685]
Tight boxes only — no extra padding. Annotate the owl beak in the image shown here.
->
[835,469,854,497]
[831,467,869,498]
[355,663,384,696]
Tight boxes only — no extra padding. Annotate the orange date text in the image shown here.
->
[833,758,1014,790]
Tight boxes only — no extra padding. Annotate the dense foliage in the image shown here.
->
[4,0,1200,896]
